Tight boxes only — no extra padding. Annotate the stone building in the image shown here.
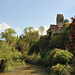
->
[47,14,65,34]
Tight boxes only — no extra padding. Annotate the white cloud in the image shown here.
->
[43,26,49,35]
[0,22,11,31]
[0,22,20,32]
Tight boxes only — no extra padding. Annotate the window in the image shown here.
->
[59,18,62,22]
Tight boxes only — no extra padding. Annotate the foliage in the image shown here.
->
[26,52,41,65]
[10,41,17,48]
[34,53,41,64]
[18,39,29,53]
[29,41,39,54]
[49,34,66,49]
[64,22,70,27]
[0,41,22,72]
[49,25,71,49]
[24,27,39,46]
[0,25,73,75]
[48,48,61,65]
[52,64,72,75]
[0,28,17,44]
[52,64,65,75]
[64,19,69,23]
[49,22,71,50]
[18,27,39,53]
[48,30,53,38]
[29,35,50,54]
[53,50,73,64]
[63,27,71,41]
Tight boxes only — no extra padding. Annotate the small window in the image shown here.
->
[59,18,62,22]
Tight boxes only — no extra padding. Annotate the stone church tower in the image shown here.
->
[47,14,64,34]
[56,14,64,28]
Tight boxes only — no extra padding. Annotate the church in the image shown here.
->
[47,14,65,34]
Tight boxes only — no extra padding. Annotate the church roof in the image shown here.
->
[50,25,58,30]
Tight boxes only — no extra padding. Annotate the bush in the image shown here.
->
[0,41,22,72]
[29,35,50,54]
[49,34,66,49]
[26,52,41,65]
[34,53,41,64]
[52,64,65,75]
[52,64,72,75]
[53,50,73,64]
[48,48,61,66]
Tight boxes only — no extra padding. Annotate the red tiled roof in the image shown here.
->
[50,25,58,30]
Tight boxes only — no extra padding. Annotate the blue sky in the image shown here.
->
[0,0,75,36]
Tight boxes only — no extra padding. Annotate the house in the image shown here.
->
[47,14,65,34]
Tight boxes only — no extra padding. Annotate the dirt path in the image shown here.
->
[0,64,49,75]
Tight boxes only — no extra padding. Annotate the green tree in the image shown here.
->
[53,50,73,64]
[39,26,45,36]
[63,25,71,45]
[64,19,69,23]
[23,27,39,47]
[18,39,29,53]
[18,27,39,53]
[49,34,66,49]
[0,41,21,71]
[64,22,70,27]
[1,28,17,44]
[63,19,70,27]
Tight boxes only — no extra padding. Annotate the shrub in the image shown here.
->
[0,41,22,72]
[26,52,41,65]
[48,48,61,65]
[52,64,72,75]
[52,64,65,75]
[49,34,66,49]
[34,53,41,64]
[53,50,73,64]
[26,52,37,63]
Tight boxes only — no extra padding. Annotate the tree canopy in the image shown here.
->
[0,28,17,44]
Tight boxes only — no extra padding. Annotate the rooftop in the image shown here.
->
[50,25,58,30]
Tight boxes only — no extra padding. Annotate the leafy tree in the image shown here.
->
[18,27,39,53]
[0,28,17,44]
[64,22,70,27]
[63,19,70,27]
[63,25,71,45]
[53,50,73,64]
[48,48,61,65]
[49,34,66,49]
[0,41,21,71]
[64,19,69,23]
[29,35,51,61]
[23,27,39,47]
[10,41,17,48]
[18,39,29,53]
[39,26,45,36]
